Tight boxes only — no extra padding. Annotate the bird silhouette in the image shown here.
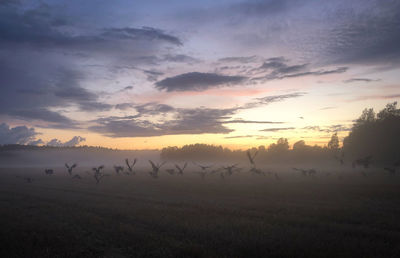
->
[249,167,265,176]
[72,174,82,179]
[24,177,33,183]
[175,162,187,175]
[149,160,166,178]
[65,163,77,175]
[125,158,137,174]
[193,162,213,171]
[113,165,124,175]
[246,150,258,166]
[44,169,54,175]
[91,165,107,184]
[384,167,396,175]
[292,167,308,176]
[352,156,372,169]
[222,164,239,176]
[166,168,175,175]
[334,152,345,165]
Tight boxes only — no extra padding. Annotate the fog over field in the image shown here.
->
[1,0,400,257]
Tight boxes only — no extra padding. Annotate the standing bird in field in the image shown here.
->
[113,165,124,175]
[352,156,372,169]
[166,168,175,175]
[72,174,82,179]
[125,158,137,174]
[334,152,345,165]
[222,164,239,176]
[65,163,77,176]
[44,169,54,175]
[384,167,396,175]
[175,162,187,175]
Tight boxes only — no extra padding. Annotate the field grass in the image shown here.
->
[1,165,400,257]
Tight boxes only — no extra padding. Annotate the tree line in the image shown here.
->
[161,102,400,165]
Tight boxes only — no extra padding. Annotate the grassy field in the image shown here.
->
[1,165,400,257]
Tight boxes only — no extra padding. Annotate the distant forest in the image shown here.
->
[161,102,400,165]
[1,102,399,166]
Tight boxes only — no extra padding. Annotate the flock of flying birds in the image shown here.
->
[17,151,400,184]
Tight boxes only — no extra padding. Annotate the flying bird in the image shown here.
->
[175,162,187,175]
[149,160,166,178]
[193,162,213,171]
[246,150,258,166]
[65,163,77,175]
[125,158,137,174]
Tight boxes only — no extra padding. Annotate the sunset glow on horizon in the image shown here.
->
[1,0,399,150]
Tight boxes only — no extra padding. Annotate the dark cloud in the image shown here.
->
[349,94,400,102]
[115,103,135,111]
[224,135,255,139]
[230,0,304,17]
[302,125,351,133]
[218,56,259,63]
[10,109,77,128]
[0,2,182,129]
[89,107,235,137]
[0,123,38,145]
[155,72,247,92]
[28,138,44,146]
[101,27,182,46]
[221,119,284,124]
[47,136,86,147]
[253,57,348,81]
[89,92,303,137]
[243,92,306,109]
[260,127,295,132]
[135,103,175,116]
[324,1,400,65]
[162,54,200,63]
[319,106,336,110]
[343,78,380,83]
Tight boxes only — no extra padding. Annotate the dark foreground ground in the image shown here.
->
[1,166,400,257]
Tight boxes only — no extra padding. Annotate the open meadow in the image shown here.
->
[1,164,400,257]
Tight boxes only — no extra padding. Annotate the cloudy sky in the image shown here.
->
[1,0,399,149]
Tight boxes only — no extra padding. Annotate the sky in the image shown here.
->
[0,0,399,149]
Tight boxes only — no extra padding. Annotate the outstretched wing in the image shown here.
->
[149,160,157,171]
[159,161,167,168]
[71,164,77,169]
[125,158,130,168]
[246,151,253,164]
[65,163,69,169]
[132,158,137,166]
